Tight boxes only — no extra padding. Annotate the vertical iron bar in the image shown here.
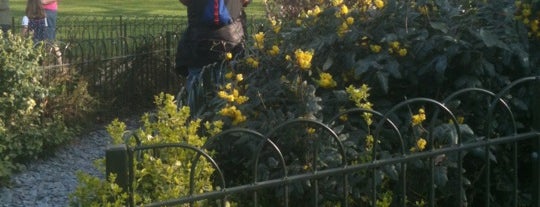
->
[105,144,130,205]
[429,157,435,207]
[536,135,540,207]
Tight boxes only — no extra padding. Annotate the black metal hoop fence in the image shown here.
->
[106,76,540,207]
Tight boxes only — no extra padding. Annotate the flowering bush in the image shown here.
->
[73,0,539,206]
[200,0,539,205]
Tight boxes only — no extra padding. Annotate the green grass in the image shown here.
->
[10,0,266,18]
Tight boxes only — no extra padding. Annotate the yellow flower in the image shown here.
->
[390,41,400,50]
[267,45,280,56]
[246,57,259,68]
[294,49,314,70]
[398,48,408,56]
[365,135,374,151]
[416,138,427,151]
[218,91,235,102]
[337,22,349,37]
[219,105,246,125]
[307,127,316,134]
[225,52,233,60]
[332,0,343,6]
[318,72,337,88]
[313,5,322,16]
[370,44,382,53]
[296,19,302,25]
[346,17,354,25]
[253,32,265,49]
[225,72,234,79]
[340,5,349,15]
[236,74,244,82]
[235,95,249,104]
[411,108,426,126]
[285,55,292,61]
[374,0,385,9]
[271,19,282,33]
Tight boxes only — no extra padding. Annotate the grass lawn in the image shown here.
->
[9,0,266,19]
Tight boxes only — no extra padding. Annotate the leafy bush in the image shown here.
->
[74,0,539,206]
[0,31,97,184]
[70,93,224,206]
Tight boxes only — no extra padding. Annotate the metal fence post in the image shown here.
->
[105,144,130,204]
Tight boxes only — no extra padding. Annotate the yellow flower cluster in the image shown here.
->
[245,57,259,68]
[411,108,426,126]
[225,52,233,60]
[253,32,265,50]
[218,89,249,104]
[410,138,427,152]
[332,0,343,6]
[346,17,355,25]
[373,0,385,9]
[365,134,374,151]
[337,22,349,37]
[306,5,322,17]
[346,84,373,125]
[388,41,408,56]
[294,49,314,70]
[270,19,282,33]
[218,81,249,105]
[267,45,280,56]
[340,5,349,16]
[218,105,247,125]
[370,44,382,53]
[317,72,337,88]
[515,1,540,38]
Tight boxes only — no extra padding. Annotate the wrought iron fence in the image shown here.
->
[25,15,265,109]
[105,76,540,207]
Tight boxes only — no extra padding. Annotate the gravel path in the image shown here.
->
[0,117,140,207]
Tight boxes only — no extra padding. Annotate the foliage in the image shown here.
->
[199,0,539,206]
[0,31,97,185]
[74,0,539,206]
[70,93,225,206]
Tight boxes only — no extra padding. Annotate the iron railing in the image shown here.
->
[106,76,540,207]
[24,15,264,108]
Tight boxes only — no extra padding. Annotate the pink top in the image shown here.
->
[43,2,58,11]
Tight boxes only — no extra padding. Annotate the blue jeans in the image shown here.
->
[44,9,57,40]
[186,65,225,117]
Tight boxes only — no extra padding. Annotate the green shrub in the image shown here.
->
[70,93,224,206]
[0,31,96,184]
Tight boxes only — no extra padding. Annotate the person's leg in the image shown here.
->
[44,9,57,40]
[186,67,203,117]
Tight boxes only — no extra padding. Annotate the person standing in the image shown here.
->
[22,0,48,43]
[41,0,57,41]
[175,0,251,116]
[0,0,10,34]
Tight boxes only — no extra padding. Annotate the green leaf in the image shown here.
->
[376,71,389,94]
[386,60,401,79]
[322,56,334,71]
[481,59,495,76]
[434,55,448,74]
[354,59,372,76]
[479,28,509,50]
[430,22,448,34]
